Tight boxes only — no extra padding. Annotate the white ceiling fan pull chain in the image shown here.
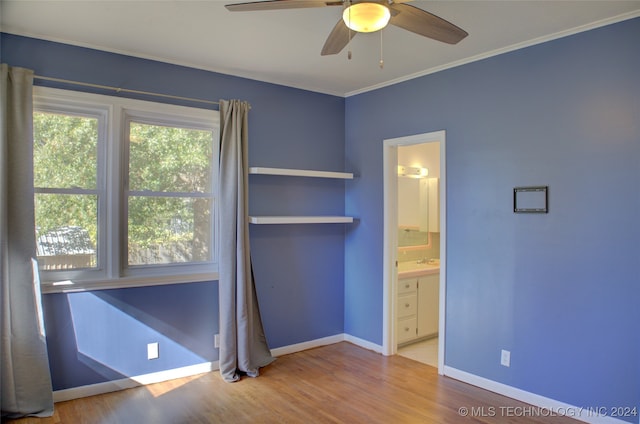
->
[347,0,353,60]
[379,28,384,69]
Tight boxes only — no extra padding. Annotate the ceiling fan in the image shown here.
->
[224,0,468,56]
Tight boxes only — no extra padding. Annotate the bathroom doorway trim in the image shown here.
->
[382,130,446,375]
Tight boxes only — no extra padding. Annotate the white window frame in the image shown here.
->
[34,87,220,293]
[33,100,109,282]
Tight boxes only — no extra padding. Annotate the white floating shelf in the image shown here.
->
[249,167,353,180]
[249,216,354,225]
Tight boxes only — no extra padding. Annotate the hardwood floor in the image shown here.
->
[6,342,577,424]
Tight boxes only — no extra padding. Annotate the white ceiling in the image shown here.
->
[2,0,639,96]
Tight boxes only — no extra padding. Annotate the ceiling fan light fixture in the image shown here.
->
[342,2,390,33]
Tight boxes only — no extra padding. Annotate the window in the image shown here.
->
[33,88,219,291]
[34,109,103,273]
[125,115,215,269]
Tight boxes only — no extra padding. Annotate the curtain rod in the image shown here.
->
[34,75,219,106]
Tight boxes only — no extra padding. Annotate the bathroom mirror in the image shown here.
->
[398,177,431,247]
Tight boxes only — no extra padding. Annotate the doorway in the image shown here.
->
[382,131,446,374]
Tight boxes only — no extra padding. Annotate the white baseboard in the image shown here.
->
[53,334,348,402]
[53,361,218,403]
[269,333,383,357]
[53,333,383,404]
[343,333,383,354]
[444,366,632,424]
[270,334,345,357]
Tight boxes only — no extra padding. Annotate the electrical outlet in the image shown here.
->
[147,342,159,360]
[214,334,220,349]
[501,349,511,367]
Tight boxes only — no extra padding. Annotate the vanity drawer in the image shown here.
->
[397,293,417,318]
[397,317,417,343]
[398,278,417,294]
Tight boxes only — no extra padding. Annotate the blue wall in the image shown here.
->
[345,18,639,419]
[1,34,346,390]
[44,282,218,390]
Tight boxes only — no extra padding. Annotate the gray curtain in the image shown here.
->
[218,99,274,382]
[0,64,54,418]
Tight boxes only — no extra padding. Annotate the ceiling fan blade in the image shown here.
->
[389,3,468,45]
[321,19,356,56]
[225,0,341,12]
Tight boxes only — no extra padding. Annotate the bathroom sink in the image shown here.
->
[397,260,439,275]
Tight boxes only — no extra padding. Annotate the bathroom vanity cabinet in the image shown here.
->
[397,273,439,344]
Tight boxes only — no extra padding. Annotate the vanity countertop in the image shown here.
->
[398,260,440,278]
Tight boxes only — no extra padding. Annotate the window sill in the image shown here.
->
[40,272,219,294]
